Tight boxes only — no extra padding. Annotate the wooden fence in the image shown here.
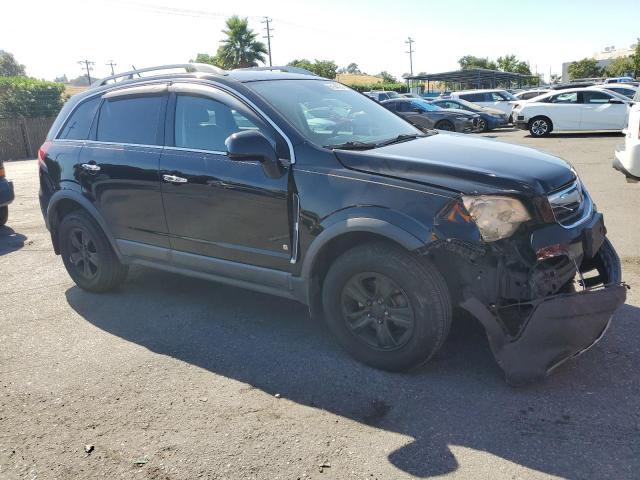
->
[0,117,56,161]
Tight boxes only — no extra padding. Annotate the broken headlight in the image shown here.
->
[462,195,531,242]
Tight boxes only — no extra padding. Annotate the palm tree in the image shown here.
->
[215,16,267,69]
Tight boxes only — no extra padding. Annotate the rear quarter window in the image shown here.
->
[96,95,164,145]
[58,97,101,140]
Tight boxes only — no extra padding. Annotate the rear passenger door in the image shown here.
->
[546,92,581,130]
[159,83,291,271]
[77,84,170,249]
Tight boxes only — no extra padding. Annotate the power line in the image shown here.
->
[405,37,415,76]
[78,59,95,84]
[261,16,274,67]
[106,60,117,76]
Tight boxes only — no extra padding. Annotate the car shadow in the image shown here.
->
[65,267,640,478]
[531,132,625,139]
[0,225,27,255]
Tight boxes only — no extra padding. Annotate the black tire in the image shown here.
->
[59,210,128,292]
[529,116,552,137]
[322,242,452,372]
[477,118,489,132]
[435,120,455,132]
[0,206,7,226]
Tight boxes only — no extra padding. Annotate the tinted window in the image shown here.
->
[97,96,164,145]
[582,91,612,104]
[396,101,411,112]
[174,95,265,152]
[59,97,100,140]
[491,92,506,101]
[383,101,397,112]
[550,92,578,104]
[459,93,485,103]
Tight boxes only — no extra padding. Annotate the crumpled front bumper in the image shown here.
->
[462,283,627,385]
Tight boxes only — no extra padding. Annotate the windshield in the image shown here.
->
[247,80,421,148]
[411,99,442,111]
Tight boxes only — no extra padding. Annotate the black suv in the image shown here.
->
[39,64,626,385]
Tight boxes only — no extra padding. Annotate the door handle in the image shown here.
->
[81,163,101,172]
[163,174,188,184]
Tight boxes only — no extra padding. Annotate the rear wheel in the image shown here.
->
[59,210,128,292]
[322,242,452,371]
[477,118,488,132]
[0,206,7,226]
[529,116,552,137]
[435,120,455,131]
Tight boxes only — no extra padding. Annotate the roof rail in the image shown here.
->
[91,63,226,88]
[233,66,318,76]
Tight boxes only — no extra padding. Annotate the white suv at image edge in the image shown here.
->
[613,89,640,182]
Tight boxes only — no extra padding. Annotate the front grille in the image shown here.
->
[547,180,591,227]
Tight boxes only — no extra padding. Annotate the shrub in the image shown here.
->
[0,77,65,118]
[346,82,408,93]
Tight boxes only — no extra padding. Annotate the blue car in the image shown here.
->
[428,98,509,132]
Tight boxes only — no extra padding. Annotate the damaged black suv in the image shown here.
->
[38,64,626,385]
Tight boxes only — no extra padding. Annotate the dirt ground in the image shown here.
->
[1,129,639,480]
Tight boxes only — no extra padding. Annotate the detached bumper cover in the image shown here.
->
[0,179,14,207]
[462,283,627,385]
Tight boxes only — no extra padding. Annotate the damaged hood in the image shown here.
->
[334,133,576,196]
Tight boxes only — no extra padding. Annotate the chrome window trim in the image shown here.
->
[163,146,227,156]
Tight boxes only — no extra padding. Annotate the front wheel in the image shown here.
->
[477,118,488,132]
[322,242,452,371]
[529,116,552,137]
[0,206,7,226]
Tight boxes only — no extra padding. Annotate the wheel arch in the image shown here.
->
[47,190,122,259]
[528,114,554,134]
[299,212,433,314]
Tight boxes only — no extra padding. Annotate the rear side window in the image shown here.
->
[550,92,578,104]
[460,93,485,103]
[96,96,164,145]
[58,97,100,140]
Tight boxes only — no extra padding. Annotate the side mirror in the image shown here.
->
[225,130,282,178]
[609,98,624,104]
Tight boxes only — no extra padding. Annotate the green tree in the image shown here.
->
[288,59,337,78]
[497,54,531,74]
[345,63,361,74]
[0,50,26,77]
[214,16,267,69]
[458,55,497,70]
[567,58,603,80]
[605,56,634,77]
[0,77,65,118]
[191,53,220,67]
[632,40,640,78]
[377,71,396,83]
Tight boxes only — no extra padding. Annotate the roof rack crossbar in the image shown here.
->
[92,63,225,88]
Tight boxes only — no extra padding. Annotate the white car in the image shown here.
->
[613,89,640,182]
[449,89,517,116]
[513,89,550,101]
[512,88,630,137]
[591,83,638,100]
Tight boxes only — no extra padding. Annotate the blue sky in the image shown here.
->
[2,0,639,81]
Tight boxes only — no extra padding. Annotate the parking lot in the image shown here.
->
[1,129,639,479]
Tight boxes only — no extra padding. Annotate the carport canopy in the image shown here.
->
[407,68,540,92]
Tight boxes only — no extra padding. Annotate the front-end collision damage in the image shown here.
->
[427,197,628,385]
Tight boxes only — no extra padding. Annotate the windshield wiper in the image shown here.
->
[374,133,428,147]
[323,141,377,150]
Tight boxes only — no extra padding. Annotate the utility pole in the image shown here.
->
[106,60,117,76]
[78,59,95,84]
[261,17,274,67]
[405,37,415,77]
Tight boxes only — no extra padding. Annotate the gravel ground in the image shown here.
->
[1,129,639,480]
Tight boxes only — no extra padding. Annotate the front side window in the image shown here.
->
[174,95,266,152]
[582,90,612,104]
[59,97,100,140]
[247,80,420,148]
[97,95,164,145]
